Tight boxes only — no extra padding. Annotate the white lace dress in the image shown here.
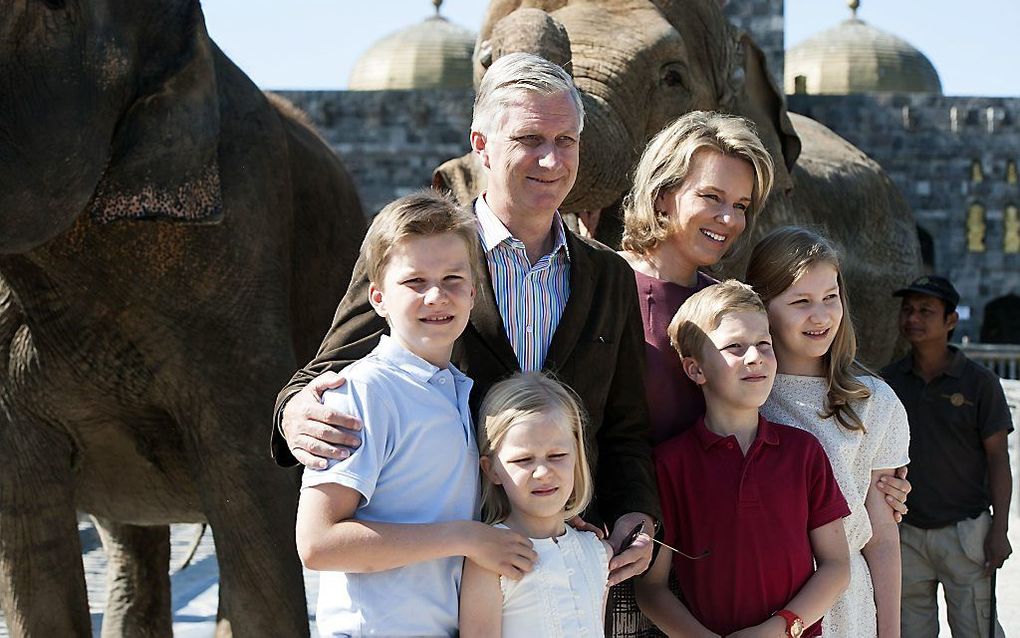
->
[762,374,910,638]
[497,524,610,638]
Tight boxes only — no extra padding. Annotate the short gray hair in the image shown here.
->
[471,52,584,137]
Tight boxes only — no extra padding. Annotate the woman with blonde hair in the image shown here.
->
[609,111,775,636]
[619,110,775,443]
[747,226,911,637]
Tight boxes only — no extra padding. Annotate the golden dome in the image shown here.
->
[348,5,475,91]
[785,2,942,95]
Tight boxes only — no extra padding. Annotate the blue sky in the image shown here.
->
[201,1,1018,97]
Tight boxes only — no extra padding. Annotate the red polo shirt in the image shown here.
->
[654,415,849,637]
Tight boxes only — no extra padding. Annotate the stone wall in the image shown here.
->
[280,89,474,216]
[789,93,1020,341]
[723,0,785,86]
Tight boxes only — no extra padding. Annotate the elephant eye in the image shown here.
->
[659,63,689,90]
[41,0,66,9]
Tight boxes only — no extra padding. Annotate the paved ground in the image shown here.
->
[3,383,1019,637]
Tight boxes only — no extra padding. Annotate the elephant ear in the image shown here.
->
[734,31,801,181]
[86,17,222,225]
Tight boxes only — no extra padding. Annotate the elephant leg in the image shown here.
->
[0,421,90,636]
[199,463,307,638]
[93,518,171,638]
[182,397,307,638]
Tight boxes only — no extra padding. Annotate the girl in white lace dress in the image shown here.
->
[460,373,612,638]
[746,227,910,638]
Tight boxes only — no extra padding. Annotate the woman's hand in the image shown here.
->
[876,466,911,523]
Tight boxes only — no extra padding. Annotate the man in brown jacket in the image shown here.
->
[273,53,659,585]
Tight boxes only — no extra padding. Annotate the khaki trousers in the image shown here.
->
[901,512,1005,638]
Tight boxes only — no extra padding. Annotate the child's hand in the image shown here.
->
[566,515,604,538]
[462,522,537,580]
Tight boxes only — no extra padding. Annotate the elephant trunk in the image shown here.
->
[564,92,636,214]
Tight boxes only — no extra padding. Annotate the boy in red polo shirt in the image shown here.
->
[634,280,851,638]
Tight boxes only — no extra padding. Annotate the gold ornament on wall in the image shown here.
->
[966,202,986,252]
[1005,204,1019,254]
[970,160,984,184]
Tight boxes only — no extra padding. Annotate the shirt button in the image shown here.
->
[438,377,446,384]
[525,325,533,334]
[727,442,734,449]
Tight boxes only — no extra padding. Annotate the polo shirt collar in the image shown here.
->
[375,334,466,385]
[475,194,571,261]
[944,345,967,378]
[693,414,778,450]
[893,346,967,380]
[889,354,913,376]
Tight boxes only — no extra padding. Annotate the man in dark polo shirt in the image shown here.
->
[882,275,1013,638]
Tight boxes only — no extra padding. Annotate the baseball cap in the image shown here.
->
[893,275,960,307]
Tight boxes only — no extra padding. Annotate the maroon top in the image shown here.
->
[654,416,850,637]
[633,269,717,444]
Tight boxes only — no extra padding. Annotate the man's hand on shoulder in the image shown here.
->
[282,371,363,470]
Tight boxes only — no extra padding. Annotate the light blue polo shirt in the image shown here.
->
[301,335,479,637]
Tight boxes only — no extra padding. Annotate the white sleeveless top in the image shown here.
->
[497,524,610,638]
[762,374,910,638]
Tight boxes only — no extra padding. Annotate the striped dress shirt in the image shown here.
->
[475,196,571,372]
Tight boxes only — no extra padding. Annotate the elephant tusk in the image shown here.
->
[576,209,602,239]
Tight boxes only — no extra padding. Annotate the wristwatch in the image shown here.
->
[774,609,805,638]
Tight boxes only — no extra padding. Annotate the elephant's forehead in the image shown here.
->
[551,2,680,43]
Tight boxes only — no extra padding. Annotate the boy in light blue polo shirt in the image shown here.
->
[296,191,537,637]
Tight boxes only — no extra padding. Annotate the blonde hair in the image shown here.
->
[667,279,767,360]
[745,226,871,432]
[477,372,593,525]
[361,189,480,286]
[471,52,584,137]
[621,111,775,256]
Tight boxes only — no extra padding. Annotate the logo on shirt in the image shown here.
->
[943,392,973,407]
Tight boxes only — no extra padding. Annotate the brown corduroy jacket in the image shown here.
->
[272,227,660,526]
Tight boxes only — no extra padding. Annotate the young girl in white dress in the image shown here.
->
[460,372,612,638]
[746,227,910,638]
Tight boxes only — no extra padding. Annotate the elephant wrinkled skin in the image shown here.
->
[435,0,920,366]
[0,1,365,636]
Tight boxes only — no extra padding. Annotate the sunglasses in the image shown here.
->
[619,521,710,560]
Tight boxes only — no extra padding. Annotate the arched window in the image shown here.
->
[916,224,935,272]
[981,294,1020,344]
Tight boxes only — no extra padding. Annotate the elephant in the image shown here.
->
[0,1,365,635]
[434,0,920,366]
